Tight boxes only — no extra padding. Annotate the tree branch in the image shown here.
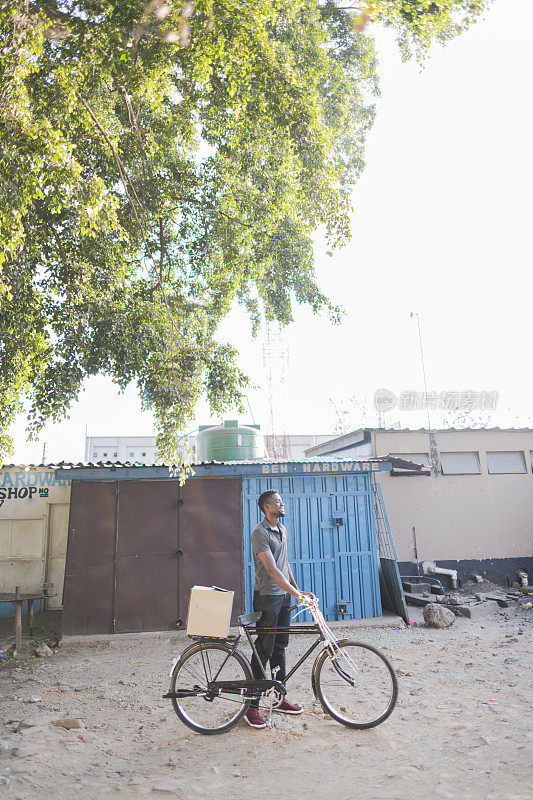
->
[75,92,144,209]
[166,201,255,229]
[76,91,179,338]
[111,73,150,183]
[159,218,165,284]
[110,76,174,287]
[32,202,68,270]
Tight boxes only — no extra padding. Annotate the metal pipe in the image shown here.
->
[412,526,420,575]
[400,575,446,595]
[422,560,458,590]
[517,570,528,587]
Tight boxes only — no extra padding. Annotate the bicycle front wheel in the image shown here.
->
[170,642,252,734]
[313,640,398,729]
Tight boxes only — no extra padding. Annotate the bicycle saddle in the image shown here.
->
[237,611,262,626]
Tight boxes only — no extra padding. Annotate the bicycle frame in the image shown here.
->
[170,613,331,702]
[166,598,357,707]
[241,621,325,683]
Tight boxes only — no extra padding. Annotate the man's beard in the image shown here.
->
[277,510,285,518]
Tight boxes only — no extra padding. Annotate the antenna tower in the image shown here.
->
[262,320,292,459]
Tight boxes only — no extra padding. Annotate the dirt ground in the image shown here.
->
[1,606,532,800]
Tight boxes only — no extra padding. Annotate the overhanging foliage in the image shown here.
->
[0,1,491,460]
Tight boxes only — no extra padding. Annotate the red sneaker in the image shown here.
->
[274,699,303,715]
[244,707,267,728]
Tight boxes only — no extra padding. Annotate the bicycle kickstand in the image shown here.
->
[265,666,280,729]
[266,693,275,729]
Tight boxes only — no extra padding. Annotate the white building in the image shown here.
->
[85,435,196,464]
[85,432,335,464]
[305,427,533,587]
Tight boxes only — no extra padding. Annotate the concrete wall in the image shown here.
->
[373,429,533,565]
[0,468,71,613]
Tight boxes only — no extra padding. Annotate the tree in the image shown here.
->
[0,1,492,461]
[343,1,493,58]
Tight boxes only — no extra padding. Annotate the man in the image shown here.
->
[245,489,313,729]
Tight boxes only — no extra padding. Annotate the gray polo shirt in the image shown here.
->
[251,517,290,596]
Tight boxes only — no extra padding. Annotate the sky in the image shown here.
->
[7,0,533,464]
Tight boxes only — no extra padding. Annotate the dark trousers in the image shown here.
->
[250,591,291,707]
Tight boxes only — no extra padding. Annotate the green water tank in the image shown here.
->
[196,420,264,462]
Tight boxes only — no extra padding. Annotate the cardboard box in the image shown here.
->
[186,586,234,638]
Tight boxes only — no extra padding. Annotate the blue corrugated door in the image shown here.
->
[242,473,382,621]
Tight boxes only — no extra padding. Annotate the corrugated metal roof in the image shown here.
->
[1,461,158,469]
[5,457,382,469]
[1,454,423,471]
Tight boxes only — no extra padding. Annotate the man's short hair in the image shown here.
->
[258,489,279,513]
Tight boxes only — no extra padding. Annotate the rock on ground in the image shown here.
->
[423,603,455,628]
[52,718,84,730]
[34,645,53,658]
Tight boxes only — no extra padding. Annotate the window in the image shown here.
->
[103,452,108,457]
[390,453,429,467]
[129,451,134,457]
[113,452,118,458]
[440,452,480,475]
[92,452,97,458]
[487,451,526,474]
[142,451,146,457]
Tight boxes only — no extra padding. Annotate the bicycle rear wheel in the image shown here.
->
[313,640,398,729]
[170,642,252,734]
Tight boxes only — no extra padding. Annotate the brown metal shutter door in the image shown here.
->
[62,481,117,635]
[114,480,180,633]
[179,477,243,626]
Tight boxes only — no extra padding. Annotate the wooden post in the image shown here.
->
[14,585,22,653]
[28,599,35,637]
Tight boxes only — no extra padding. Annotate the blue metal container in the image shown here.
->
[242,472,382,621]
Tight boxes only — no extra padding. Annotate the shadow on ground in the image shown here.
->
[0,610,62,653]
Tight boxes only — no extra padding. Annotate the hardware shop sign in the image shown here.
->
[0,469,72,508]
[168,460,387,479]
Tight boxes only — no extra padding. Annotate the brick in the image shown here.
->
[403,592,435,607]
[448,600,500,618]
[485,595,511,608]
[402,582,431,595]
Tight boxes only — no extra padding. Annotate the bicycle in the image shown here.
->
[164,595,398,735]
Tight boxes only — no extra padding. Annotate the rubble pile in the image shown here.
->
[402,576,533,620]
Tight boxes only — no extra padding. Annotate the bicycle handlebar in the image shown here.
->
[299,593,319,608]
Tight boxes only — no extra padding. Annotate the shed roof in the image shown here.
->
[4,454,420,468]
[304,426,533,456]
